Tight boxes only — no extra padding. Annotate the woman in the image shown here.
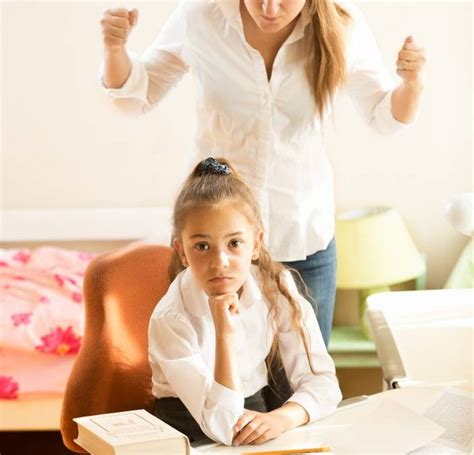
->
[99,0,426,347]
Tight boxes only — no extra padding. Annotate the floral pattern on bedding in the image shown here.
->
[0,247,96,398]
[0,376,19,399]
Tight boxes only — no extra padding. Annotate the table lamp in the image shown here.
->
[444,192,473,288]
[335,207,425,338]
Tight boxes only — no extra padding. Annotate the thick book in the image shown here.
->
[73,409,191,454]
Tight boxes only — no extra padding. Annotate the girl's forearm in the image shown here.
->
[214,334,241,392]
[391,80,424,124]
[103,48,132,89]
[269,401,309,431]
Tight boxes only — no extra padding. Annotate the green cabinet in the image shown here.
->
[328,326,380,368]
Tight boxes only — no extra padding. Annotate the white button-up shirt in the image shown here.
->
[148,266,342,445]
[101,0,415,261]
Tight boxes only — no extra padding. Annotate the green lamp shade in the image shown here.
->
[336,207,425,289]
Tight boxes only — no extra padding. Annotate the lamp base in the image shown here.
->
[359,286,390,339]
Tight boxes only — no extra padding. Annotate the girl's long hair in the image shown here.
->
[307,0,352,121]
[170,158,317,397]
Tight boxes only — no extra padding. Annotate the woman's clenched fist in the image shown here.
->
[396,35,426,87]
[100,8,138,53]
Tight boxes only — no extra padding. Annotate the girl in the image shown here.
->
[148,157,342,447]
[100,0,426,347]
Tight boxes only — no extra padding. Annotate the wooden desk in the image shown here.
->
[0,393,63,431]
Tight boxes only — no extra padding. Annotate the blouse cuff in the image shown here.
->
[202,381,244,445]
[206,381,244,412]
[98,51,147,100]
[286,391,338,423]
[374,89,419,135]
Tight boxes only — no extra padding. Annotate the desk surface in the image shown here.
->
[3,388,453,453]
[200,386,445,454]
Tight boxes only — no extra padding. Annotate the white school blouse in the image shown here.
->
[147,266,342,446]
[101,0,416,262]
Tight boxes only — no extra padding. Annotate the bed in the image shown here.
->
[0,208,171,433]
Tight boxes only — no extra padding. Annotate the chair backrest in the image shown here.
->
[60,244,174,452]
[366,289,473,391]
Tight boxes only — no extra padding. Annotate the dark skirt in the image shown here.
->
[154,360,293,443]
[153,387,268,443]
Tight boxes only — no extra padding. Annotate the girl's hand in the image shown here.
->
[232,409,288,446]
[396,36,426,88]
[208,293,240,336]
[100,8,138,53]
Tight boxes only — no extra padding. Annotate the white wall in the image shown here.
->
[1,1,472,287]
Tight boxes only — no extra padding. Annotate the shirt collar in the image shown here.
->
[180,266,263,318]
[215,0,242,31]
[215,0,312,45]
[286,3,312,44]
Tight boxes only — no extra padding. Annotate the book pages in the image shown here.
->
[409,388,473,454]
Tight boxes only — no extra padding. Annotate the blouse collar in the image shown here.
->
[215,0,312,45]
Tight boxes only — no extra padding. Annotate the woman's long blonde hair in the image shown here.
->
[170,158,316,396]
[307,0,352,120]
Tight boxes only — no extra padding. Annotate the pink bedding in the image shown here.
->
[0,247,96,399]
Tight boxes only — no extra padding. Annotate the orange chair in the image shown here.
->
[60,244,174,452]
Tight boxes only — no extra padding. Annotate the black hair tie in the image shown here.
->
[197,157,231,176]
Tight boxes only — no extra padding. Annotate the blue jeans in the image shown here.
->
[283,238,337,347]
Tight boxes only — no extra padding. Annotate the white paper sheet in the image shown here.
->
[323,398,445,454]
[409,388,473,453]
[195,423,330,454]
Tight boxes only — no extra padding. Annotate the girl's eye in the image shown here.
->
[229,239,242,248]
[195,242,209,251]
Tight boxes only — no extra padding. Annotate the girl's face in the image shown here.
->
[174,201,263,296]
[241,0,306,33]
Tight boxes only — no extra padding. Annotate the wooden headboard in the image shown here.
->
[1,207,172,242]
[1,208,172,252]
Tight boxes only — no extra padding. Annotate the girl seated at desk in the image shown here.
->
[148,157,342,446]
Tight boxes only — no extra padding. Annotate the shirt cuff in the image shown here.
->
[97,51,146,99]
[202,381,244,445]
[206,381,244,412]
[286,389,341,423]
[373,89,419,135]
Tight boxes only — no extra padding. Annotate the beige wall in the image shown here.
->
[2,1,472,290]
[327,1,473,290]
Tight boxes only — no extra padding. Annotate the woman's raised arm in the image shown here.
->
[100,8,137,89]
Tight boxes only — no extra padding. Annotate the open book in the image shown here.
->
[73,409,191,454]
